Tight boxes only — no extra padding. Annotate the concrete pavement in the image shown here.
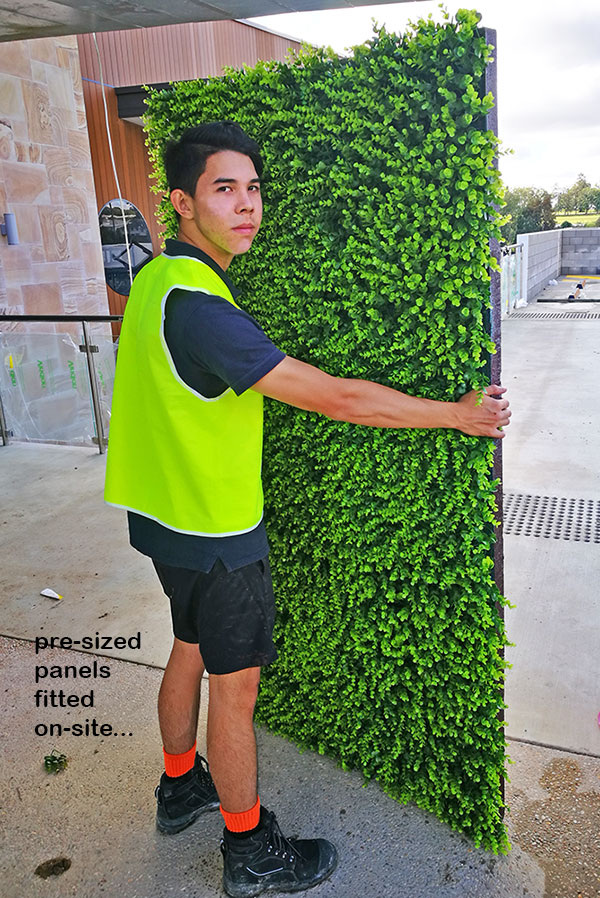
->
[2,278,600,897]
[1,634,545,898]
[502,285,600,757]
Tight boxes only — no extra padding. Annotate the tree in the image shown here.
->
[555,174,593,212]
[582,186,600,212]
[501,187,556,244]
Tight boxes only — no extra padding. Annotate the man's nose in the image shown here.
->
[237,190,254,212]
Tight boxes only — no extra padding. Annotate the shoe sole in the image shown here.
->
[156,799,220,835]
[222,851,338,898]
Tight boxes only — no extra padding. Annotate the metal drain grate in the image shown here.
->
[510,311,600,320]
[503,493,600,543]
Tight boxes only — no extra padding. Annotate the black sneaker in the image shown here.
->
[221,808,337,897]
[155,753,219,834]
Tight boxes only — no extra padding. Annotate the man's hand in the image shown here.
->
[455,385,511,438]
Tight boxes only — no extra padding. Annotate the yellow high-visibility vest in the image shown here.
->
[104,250,264,536]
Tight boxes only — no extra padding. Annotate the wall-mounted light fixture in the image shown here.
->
[0,213,19,245]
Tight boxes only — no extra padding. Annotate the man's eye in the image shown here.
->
[217,185,232,192]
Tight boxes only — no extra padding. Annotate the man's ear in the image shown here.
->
[170,188,194,219]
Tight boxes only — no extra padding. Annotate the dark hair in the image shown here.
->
[164,121,263,197]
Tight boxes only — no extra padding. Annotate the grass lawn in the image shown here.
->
[555,211,600,227]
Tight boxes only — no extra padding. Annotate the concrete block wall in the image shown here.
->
[516,229,562,302]
[560,228,600,276]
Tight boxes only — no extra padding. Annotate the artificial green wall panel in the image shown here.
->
[145,8,508,851]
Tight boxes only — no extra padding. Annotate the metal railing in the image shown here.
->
[0,315,122,454]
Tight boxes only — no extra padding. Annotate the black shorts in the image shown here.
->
[152,557,277,675]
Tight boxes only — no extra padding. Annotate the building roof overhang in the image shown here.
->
[0,1,426,44]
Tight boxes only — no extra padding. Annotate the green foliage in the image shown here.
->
[44,749,68,773]
[554,173,600,214]
[145,7,508,852]
[501,187,556,244]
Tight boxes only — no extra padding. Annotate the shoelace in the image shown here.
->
[263,812,296,862]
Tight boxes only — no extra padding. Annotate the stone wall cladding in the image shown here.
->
[0,36,108,333]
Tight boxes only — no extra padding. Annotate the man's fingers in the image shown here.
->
[485,400,511,437]
[485,397,510,411]
[459,385,511,438]
[482,397,510,418]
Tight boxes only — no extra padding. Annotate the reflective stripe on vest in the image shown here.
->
[104,252,264,536]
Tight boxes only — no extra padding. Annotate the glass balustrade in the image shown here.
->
[0,316,120,452]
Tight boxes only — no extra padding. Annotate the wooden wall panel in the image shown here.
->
[78,20,301,86]
[82,78,163,316]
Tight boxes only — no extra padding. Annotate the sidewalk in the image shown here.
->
[1,633,545,898]
[502,283,600,757]
[1,283,599,897]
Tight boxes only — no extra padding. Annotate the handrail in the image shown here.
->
[0,313,123,454]
[0,315,123,321]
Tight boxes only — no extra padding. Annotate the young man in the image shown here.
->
[105,121,510,897]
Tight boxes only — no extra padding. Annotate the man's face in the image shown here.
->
[173,150,262,270]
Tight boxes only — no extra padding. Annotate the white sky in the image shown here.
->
[249,0,600,192]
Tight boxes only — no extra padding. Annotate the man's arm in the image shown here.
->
[252,356,510,438]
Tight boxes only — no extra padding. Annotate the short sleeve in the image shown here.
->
[164,290,286,397]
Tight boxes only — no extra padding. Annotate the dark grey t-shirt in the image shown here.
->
[127,240,286,571]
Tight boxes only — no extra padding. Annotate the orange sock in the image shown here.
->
[221,796,261,833]
[163,742,197,778]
